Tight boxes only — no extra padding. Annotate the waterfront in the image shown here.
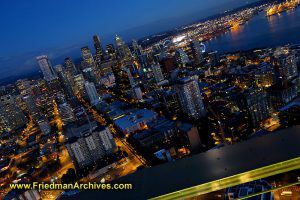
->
[205,7,300,53]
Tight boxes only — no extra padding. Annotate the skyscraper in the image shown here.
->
[190,41,204,65]
[54,64,75,99]
[36,55,57,81]
[59,103,76,124]
[208,51,220,67]
[74,74,85,96]
[125,67,136,88]
[132,39,142,56]
[64,57,78,75]
[151,63,165,83]
[175,78,206,119]
[81,46,97,70]
[93,35,104,66]
[84,81,100,105]
[115,35,132,63]
[106,43,116,59]
[175,49,190,67]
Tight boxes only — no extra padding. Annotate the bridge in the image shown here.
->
[61,125,300,200]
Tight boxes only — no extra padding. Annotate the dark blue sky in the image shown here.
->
[0,0,256,80]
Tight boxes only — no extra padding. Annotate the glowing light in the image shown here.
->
[172,35,186,43]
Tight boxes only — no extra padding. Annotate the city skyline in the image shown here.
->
[1,0,300,199]
[0,0,257,81]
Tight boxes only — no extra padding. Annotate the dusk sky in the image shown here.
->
[0,0,257,80]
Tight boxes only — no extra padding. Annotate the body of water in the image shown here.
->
[205,8,300,53]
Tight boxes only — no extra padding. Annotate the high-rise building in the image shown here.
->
[64,57,78,76]
[175,78,206,119]
[125,67,136,88]
[74,74,85,96]
[157,90,180,114]
[115,35,132,63]
[106,43,116,59]
[82,67,97,84]
[0,95,26,132]
[81,46,97,70]
[84,81,100,105]
[208,51,220,67]
[93,35,104,66]
[54,64,75,99]
[273,52,298,83]
[66,124,116,169]
[151,64,165,83]
[59,103,76,124]
[190,41,204,65]
[238,88,270,127]
[175,49,190,67]
[36,55,57,81]
[132,39,142,56]
[267,82,297,110]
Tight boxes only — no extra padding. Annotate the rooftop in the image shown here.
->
[133,118,176,140]
[114,109,157,130]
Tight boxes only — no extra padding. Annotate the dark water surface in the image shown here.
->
[205,8,300,53]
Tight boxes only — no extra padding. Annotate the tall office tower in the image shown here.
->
[125,67,136,88]
[84,81,100,105]
[0,95,26,132]
[59,103,75,124]
[93,35,104,65]
[175,48,190,67]
[237,88,270,127]
[81,46,97,70]
[175,78,206,120]
[132,39,142,56]
[73,74,85,96]
[82,68,97,84]
[151,63,165,83]
[36,55,57,81]
[138,54,149,68]
[54,65,74,99]
[106,43,116,59]
[64,57,78,76]
[190,41,204,65]
[115,35,132,61]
